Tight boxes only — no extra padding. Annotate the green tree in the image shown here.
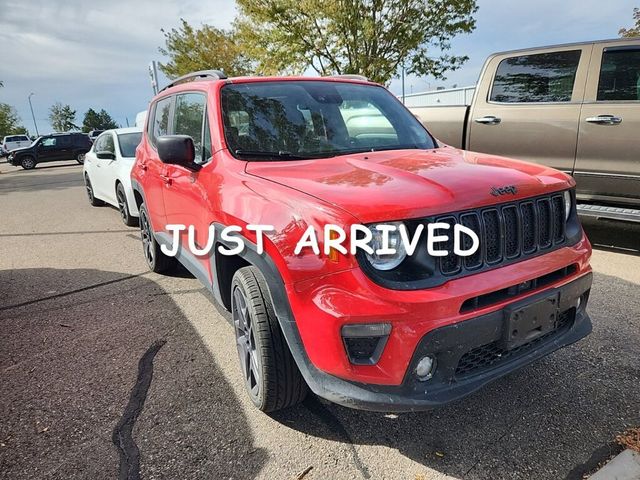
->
[0,103,28,138]
[235,0,478,84]
[48,102,78,132]
[620,7,640,37]
[82,108,118,132]
[159,18,253,78]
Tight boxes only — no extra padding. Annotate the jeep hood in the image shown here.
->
[244,147,574,223]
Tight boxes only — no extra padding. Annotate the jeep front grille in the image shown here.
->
[435,192,567,276]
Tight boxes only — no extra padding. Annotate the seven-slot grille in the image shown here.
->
[434,193,567,276]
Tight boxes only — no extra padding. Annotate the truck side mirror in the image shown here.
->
[157,135,199,169]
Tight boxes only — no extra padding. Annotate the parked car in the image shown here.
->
[411,38,640,222]
[8,132,92,169]
[1,134,32,156]
[83,127,143,226]
[131,71,592,412]
[88,130,104,142]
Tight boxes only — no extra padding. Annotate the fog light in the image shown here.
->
[416,355,436,381]
[341,323,391,365]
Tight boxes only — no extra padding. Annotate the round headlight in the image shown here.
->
[563,190,572,220]
[365,221,407,271]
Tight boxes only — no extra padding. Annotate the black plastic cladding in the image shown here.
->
[356,189,580,291]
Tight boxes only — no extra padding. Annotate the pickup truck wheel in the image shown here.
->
[139,203,176,273]
[20,156,36,170]
[76,152,86,164]
[84,174,104,207]
[232,266,308,412]
[116,183,138,227]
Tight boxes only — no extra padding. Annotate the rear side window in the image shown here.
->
[597,48,640,101]
[173,92,209,163]
[490,50,582,103]
[60,136,71,146]
[151,96,172,145]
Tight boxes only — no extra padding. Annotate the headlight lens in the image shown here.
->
[563,190,572,220]
[365,221,407,271]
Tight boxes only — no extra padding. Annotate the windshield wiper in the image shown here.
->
[234,149,319,160]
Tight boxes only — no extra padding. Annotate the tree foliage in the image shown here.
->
[234,0,478,84]
[48,103,78,132]
[82,108,119,132]
[620,7,640,38]
[0,103,27,138]
[158,18,253,78]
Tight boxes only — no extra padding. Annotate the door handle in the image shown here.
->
[160,174,172,186]
[474,115,502,125]
[585,115,622,125]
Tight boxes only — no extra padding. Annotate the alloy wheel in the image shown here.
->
[233,286,261,398]
[140,210,155,266]
[85,177,94,202]
[117,189,127,221]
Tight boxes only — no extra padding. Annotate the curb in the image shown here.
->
[589,449,640,480]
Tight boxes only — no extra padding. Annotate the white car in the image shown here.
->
[83,127,142,226]
[2,135,32,156]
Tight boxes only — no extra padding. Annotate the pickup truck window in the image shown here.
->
[221,81,435,160]
[490,50,581,103]
[597,48,640,101]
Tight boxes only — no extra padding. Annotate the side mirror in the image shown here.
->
[96,151,115,160]
[157,135,198,169]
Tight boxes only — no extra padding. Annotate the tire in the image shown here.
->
[139,203,176,273]
[84,175,105,206]
[232,266,308,412]
[76,152,86,164]
[116,182,138,227]
[20,155,36,170]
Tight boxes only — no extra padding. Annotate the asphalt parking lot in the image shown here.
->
[0,160,638,480]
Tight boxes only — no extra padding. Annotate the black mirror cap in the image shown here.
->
[96,151,115,160]
[157,135,197,168]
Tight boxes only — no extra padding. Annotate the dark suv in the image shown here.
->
[8,132,92,170]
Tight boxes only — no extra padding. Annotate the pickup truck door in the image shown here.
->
[574,42,640,207]
[467,45,592,175]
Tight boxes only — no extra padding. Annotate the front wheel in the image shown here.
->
[20,156,36,170]
[76,152,86,164]
[139,203,176,273]
[84,174,104,206]
[232,266,307,412]
[116,183,138,227]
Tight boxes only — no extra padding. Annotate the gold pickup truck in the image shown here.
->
[411,38,640,222]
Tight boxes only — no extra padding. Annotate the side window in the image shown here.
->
[60,136,71,146]
[173,93,207,163]
[597,48,640,101]
[42,138,56,147]
[151,96,172,145]
[103,134,115,154]
[490,50,582,103]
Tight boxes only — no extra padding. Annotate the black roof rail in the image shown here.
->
[161,70,228,92]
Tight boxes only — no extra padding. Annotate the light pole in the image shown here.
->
[28,93,39,137]
[401,64,406,104]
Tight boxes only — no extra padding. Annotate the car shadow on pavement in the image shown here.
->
[270,271,640,480]
[0,268,267,480]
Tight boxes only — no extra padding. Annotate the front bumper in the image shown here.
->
[293,272,592,411]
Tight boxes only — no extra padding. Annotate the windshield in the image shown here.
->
[117,132,142,158]
[221,81,436,160]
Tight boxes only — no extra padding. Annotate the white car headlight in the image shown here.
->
[563,190,572,220]
[365,221,407,271]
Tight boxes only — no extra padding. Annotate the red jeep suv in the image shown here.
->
[131,70,592,412]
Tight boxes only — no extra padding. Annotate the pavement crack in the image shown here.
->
[303,398,371,479]
[112,339,166,480]
[0,273,147,312]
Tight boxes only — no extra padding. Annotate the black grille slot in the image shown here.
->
[437,217,460,275]
[461,213,482,269]
[551,195,564,243]
[455,308,576,377]
[483,209,502,264]
[521,202,537,253]
[432,192,569,279]
[538,198,552,248]
[503,205,520,258]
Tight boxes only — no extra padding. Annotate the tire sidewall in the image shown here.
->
[117,183,131,226]
[76,152,85,164]
[21,156,36,170]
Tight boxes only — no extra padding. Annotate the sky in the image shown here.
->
[0,0,637,134]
